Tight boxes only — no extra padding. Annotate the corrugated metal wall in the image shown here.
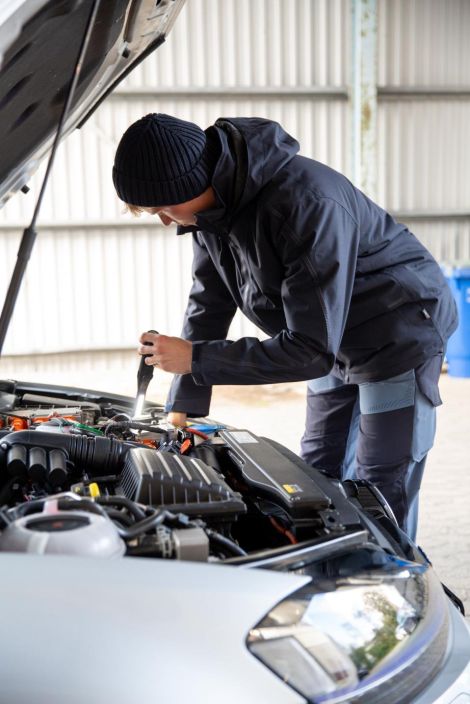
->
[378,0,470,86]
[0,0,468,366]
[377,0,470,258]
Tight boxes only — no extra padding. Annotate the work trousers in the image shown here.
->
[300,356,443,542]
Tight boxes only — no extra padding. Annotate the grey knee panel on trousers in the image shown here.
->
[300,358,442,540]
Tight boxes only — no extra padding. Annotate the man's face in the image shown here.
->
[142,202,197,227]
[139,187,217,227]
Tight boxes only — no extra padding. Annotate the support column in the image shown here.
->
[351,0,378,200]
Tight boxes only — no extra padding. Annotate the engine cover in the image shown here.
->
[120,448,246,521]
[219,430,332,523]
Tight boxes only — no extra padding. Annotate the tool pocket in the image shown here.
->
[411,355,443,462]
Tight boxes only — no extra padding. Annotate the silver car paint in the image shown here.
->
[0,553,308,703]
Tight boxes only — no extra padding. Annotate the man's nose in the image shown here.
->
[158,213,173,226]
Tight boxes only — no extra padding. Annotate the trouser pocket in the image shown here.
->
[411,355,442,462]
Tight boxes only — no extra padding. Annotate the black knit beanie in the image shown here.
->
[112,113,216,207]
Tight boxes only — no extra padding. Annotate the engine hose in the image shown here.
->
[10,495,109,520]
[105,421,168,435]
[0,431,134,477]
[205,529,247,557]
[100,507,134,527]
[116,508,199,541]
[117,509,166,540]
[95,495,146,522]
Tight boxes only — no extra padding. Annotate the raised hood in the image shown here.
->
[0,0,185,207]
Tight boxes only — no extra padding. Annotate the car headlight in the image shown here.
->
[247,554,449,703]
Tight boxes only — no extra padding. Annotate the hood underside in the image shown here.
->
[0,0,185,207]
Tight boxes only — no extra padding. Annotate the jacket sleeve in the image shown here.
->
[190,197,360,385]
[165,231,237,416]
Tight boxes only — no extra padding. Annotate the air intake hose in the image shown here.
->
[0,431,133,481]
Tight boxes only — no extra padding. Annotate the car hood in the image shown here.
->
[0,0,185,207]
[0,553,307,704]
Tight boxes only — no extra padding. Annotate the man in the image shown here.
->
[112,113,457,540]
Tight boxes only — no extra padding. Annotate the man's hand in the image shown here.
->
[138,331,192,374]
[167,412,188,427]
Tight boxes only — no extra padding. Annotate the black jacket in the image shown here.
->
[165,118,457,416]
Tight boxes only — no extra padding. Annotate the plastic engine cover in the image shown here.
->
[219,430,332,522]
[120,448,246,520]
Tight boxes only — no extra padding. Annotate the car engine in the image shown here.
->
[0,380,378,563]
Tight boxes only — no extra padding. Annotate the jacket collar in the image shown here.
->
[176,203,232,237]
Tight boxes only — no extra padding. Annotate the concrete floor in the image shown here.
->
[1,358,469,613]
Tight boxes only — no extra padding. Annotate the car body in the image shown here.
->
[0,2,469,703]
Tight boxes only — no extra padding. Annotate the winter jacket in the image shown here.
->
[165,117,458,417]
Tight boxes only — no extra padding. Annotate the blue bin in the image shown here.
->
[442,264,470,377]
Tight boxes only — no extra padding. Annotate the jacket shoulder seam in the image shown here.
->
[270,194,358,237]
[305,192,359,227]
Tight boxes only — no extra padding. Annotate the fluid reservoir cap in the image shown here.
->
[27,515,90,532]
[0,511,126,558]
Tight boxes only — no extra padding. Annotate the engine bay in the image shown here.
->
[0,380,371,563]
